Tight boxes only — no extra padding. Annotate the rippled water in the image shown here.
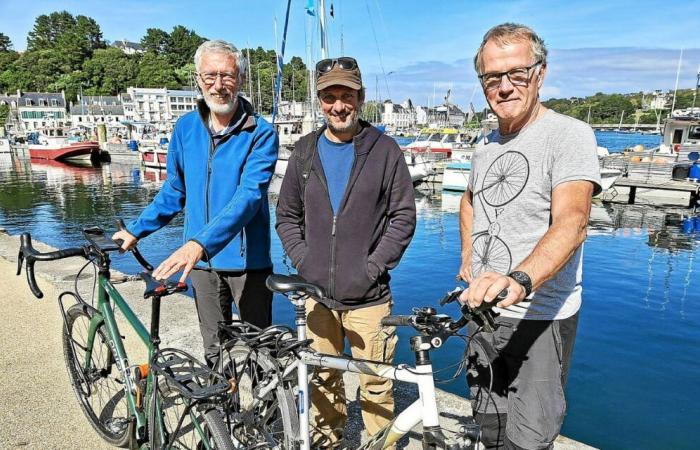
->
[0,138,697,449]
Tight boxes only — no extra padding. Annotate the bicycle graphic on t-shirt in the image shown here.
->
[470,151,530,276]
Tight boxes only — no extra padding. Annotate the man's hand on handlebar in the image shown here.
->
[458,271,527,309]
[152,240,205,283]
[112,229,138,252]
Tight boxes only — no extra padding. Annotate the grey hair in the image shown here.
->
[473,23,548,74]
[194,40,248,82]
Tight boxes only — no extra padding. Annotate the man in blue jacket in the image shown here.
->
[113,40,278,362]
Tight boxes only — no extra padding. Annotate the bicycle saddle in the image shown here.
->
[141,272,187,299]
[266,274,326,299]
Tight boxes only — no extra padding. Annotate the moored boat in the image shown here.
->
[27,133,100,162]
[139,143,168,169]
[442,161,471,192]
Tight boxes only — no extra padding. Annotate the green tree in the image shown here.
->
[2,50,67,92]
[82,48,139,95]
[0,104,9,127]
[0,33,13,52]
[141,28,170,55]
[136,53,178,88]
[27,11,103,54]
[167,25,205,68]
[175,63,197,89]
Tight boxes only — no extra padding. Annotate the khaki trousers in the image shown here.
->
[305,298,398,448]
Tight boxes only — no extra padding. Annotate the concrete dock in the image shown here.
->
[0,231,595,449]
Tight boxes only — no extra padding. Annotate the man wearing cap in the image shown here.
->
[276,57,416,448]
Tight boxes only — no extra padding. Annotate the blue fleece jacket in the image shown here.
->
[128,98,279,270]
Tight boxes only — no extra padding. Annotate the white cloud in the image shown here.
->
[365,47,700,109]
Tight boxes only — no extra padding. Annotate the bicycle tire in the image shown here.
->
[221,343,298,449]
[149,377,234,450]
[62,303,131,447]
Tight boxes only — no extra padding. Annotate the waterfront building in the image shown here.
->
[69,98,125,128]
[644,90,670,111]
[127,87,170,123]
[16,91,68,131]
[382,99,416,132]
[415,105,429,127]
[167,89,198,120]
[426,104,465,128]
[119,93,136,122]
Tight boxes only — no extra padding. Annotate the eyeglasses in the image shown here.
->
[315,57,359,75]
[197,71,238,87]
[478,61,543,91]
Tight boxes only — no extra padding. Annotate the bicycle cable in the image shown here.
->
[74,257,97,306]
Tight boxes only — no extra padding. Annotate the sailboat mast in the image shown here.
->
[319,0,328,59]
[670,48,684,114]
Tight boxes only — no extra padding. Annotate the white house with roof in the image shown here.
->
[381,99,416,132]
[70,95,125,128]
[17,91,68,130]
[112,40,144,55]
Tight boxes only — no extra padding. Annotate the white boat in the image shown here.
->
[404,151,434,184]
[599,168,622,192]
[442,161,471,191]
[403,127,476,158]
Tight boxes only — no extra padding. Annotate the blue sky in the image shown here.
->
[1,0,699,109]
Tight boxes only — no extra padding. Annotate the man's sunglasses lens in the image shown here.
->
[336,57,357,70]
[316,59,334,74]
[316,57,358,74]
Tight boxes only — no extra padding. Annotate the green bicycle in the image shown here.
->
[16,222,235,449]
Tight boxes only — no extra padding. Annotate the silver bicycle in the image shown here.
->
[216,274,500,450]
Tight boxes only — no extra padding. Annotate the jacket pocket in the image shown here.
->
[336,255,379,301]
[366,259,382,282]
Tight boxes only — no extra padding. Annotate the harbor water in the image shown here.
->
[0,131,696,450]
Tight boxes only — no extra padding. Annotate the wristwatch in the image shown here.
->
[508,271,532,297]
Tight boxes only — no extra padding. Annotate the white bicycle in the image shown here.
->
[215,274,501,450]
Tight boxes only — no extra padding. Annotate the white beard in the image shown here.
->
[204,92,238,115]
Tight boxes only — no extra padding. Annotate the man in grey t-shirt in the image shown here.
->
[459,24,601,449]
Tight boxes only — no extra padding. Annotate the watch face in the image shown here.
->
[509,271,532,294]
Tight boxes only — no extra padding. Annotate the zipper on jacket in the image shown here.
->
[330,215,336,299]
[240,228,246,257]
[313,169,337,299]
[204,134,215,268]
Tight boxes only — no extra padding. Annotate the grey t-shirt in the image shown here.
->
[467,109,601,320]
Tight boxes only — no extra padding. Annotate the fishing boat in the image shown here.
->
[139,142,168,169]
[27,131,100,162]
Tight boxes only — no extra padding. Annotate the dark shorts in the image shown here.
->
[190,267,273,359]
[467,312,579,449]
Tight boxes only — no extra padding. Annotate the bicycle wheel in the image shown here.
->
[221,343,298,449]
[481,151,529,207]
[472,233,512,276]
[149,378,234,450]
[63,303,131,447]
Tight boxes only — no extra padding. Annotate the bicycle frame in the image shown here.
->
[283,295,448,450]
[70,268,156,441]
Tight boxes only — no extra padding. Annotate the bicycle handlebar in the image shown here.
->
[380,315,414,327]
[16,233,86,298]
[115,219,153,272]
[382,287,505,336]
[16,219,155,299]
